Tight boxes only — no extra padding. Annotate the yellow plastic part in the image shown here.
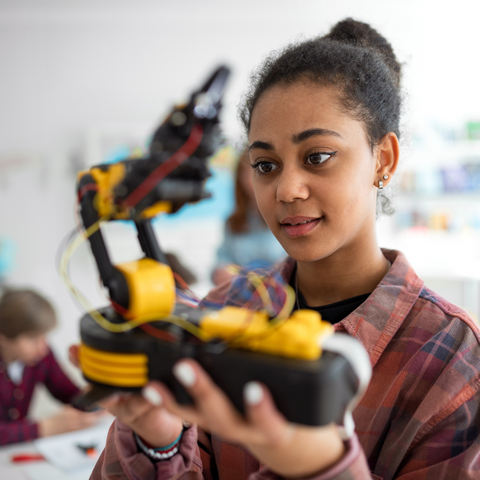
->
[89,163,127,218]
[201,306,270,339]
[140,201,172,219]
[200,307,333,360]
[115,258,175,320]
[79,343,148,387]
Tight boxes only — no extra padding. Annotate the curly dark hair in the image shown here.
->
[239,18,403,215]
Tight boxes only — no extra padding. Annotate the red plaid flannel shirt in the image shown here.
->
[0,348,81,445]
[91,249,480,479]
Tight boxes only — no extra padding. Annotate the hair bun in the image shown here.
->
[325,18,401,83]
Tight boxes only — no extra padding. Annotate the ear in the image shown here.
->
[374,132,400,188]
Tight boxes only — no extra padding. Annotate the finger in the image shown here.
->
[144,380,204,427]
[243,382,294,447]
[68,345,80,368]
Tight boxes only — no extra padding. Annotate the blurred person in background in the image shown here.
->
[212,149,286,285]
[0,288,103,445]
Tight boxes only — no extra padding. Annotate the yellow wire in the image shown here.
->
[221,269,296,346]
[59,214,209,339]
[60,213,294,344]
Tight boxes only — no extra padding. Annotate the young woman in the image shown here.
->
[88,19,480,479]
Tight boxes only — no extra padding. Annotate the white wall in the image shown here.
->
[1,0,480,413]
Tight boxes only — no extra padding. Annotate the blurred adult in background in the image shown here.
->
[0,288,102,445]
[212,149,286,285]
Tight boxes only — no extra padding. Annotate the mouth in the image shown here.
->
[280,216,323,237]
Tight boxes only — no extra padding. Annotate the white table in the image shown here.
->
[0,440,92,480]
[0,418,113,480]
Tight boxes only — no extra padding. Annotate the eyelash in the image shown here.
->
[305,151,337,165]
[251,151,337,176]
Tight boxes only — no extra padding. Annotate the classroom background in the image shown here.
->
[1,0,480,427]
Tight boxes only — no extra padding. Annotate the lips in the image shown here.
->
[280,216,323,237]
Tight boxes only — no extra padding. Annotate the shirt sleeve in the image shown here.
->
[0,419,39,445]
[41,349,81,405]
[90,420,208,480]
[248,434,372,480]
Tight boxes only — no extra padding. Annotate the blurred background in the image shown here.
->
[1,0,480,418]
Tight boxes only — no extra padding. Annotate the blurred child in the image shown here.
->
[212,149,286,285]
[0,288,102,445]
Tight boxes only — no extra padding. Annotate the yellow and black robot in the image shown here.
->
[72,67,363,427]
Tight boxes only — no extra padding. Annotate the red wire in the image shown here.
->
[77,183,98,202]
[139,323,177,342]
[109,297,177,342]
[173,271,193,292]
[123,123,204,208]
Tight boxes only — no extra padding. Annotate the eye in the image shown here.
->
[305,151,337,165]
[251,161,279,175]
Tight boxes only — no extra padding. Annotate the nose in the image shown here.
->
[276,167,310,203]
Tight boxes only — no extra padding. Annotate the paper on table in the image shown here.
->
[32,417,113,473]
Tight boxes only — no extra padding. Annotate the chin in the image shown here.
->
[281,239,338,263]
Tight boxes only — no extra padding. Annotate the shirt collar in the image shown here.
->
[335,249,423,366]
[271,249,424,367]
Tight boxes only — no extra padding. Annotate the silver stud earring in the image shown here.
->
[378,180,384,189]
[383,174,389,180]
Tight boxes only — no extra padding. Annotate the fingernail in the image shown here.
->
[244,381,263,405]
[142,386,163,406]
[173,362,196,387]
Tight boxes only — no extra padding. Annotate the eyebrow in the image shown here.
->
[248,140,273,151]
[249,128,342,151]
[292,128,343,144]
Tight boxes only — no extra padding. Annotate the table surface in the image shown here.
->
[0,441,93,480]
[0,418,113,480]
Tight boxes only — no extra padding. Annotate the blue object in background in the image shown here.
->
[154,167,235,227]
[104,145,133,164]
[441,165,470,193]
[101,143,236,226]
[0,236,16,279]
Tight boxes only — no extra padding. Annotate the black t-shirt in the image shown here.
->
[295,289,370,324]
[290,273,371,324]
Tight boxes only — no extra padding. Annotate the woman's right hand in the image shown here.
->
[68,345,184,448]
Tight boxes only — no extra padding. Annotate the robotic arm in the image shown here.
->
[76,66,229,318]
[71,66,369,429]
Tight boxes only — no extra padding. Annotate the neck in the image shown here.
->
[296,243,390,308]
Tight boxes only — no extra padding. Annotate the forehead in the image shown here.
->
[249,81,365,143]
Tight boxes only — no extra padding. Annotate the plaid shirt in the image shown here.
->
[0,348,80,445]
[91,249,480,479]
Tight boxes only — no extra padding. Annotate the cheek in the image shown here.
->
[253,183,274,219]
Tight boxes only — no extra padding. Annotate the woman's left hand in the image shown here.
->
[143,359,346,478]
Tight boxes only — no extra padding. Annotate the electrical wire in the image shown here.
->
[60,120,296,346]
[123,123,204,209]
[59,216,210,339]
